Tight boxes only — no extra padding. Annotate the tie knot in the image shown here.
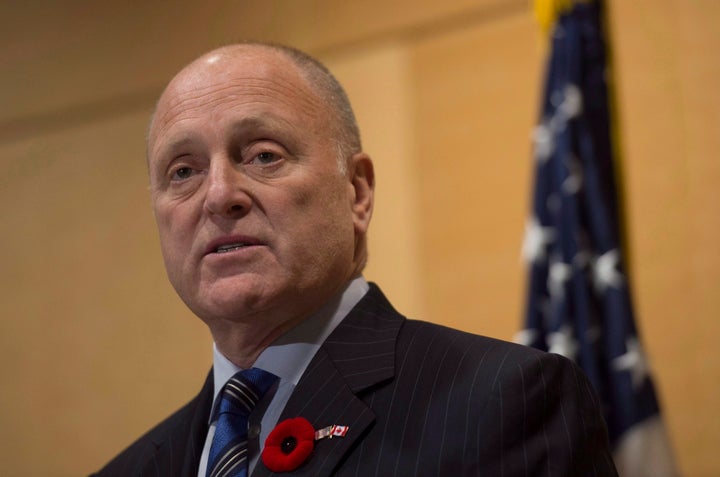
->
[215,368,278,419]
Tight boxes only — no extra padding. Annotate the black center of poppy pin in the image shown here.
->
[281,436,297,454]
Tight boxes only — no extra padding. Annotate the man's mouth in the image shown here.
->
[205,236,264,256]
[215,243,251,253]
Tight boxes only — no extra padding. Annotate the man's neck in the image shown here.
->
[209,277,368,369]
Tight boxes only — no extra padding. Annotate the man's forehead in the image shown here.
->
[181,45,309,86]
[149,46,323,147]
[163,47,294,102]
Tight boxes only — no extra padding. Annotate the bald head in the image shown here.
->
[149,42,361,172]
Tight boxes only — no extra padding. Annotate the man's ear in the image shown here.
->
[348,152,375,234]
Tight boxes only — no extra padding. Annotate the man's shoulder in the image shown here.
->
[398,317,547,363]
[395,318,585,394]
[398,317,601,411]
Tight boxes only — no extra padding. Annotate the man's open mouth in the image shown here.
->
[215,243,251,253]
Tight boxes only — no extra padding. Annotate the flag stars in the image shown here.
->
[613,337,649,389]
[549,83,583,133]
[531,83,582,163]
[513,328,538,347]
[548,325,579,360]
[533,122,554,162]
[548,256,572,299]
[593,249,624,292]
[562,154,583,194]
[522,217,556,263]
[559,83,583,120]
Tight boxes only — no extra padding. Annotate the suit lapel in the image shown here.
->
[253,284,403,477]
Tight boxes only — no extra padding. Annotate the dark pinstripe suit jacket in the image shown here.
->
[93,284,618,476]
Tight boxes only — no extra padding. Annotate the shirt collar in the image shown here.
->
[211,276,369,399]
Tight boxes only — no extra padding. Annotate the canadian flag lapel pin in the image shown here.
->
[315,424,350,440]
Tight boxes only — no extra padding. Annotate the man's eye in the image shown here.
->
[254,151,280,165]
[171,167,194,180]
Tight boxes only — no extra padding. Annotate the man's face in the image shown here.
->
[147,47,371,329]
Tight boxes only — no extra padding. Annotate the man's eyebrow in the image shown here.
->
[225,116,300,148]
[227,115,288,134]
[164,136,197,153]
[154,115,293,160]
[149,135,199,172]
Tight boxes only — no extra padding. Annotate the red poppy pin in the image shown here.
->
[262,417,315,472]
[262,418,350,472]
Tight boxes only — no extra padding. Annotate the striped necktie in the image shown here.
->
[207,368,278,477]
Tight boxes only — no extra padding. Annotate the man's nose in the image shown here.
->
[203,157,252,218]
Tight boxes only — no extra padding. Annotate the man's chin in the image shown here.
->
[188,280,284,324]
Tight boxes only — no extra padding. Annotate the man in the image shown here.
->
[94,43,618,476]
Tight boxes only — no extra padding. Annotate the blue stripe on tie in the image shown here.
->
[206,368,277,477]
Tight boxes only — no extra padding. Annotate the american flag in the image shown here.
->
[518,1,679,475]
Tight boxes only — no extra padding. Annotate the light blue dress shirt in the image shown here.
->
[198,277,369,476]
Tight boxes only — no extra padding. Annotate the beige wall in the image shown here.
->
[0,1,717,475]
[608,2,720,474]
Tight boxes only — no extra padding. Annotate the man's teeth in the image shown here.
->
[215,243,248,253]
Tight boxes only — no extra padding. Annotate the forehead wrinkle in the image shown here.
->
[153,73,327,145]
